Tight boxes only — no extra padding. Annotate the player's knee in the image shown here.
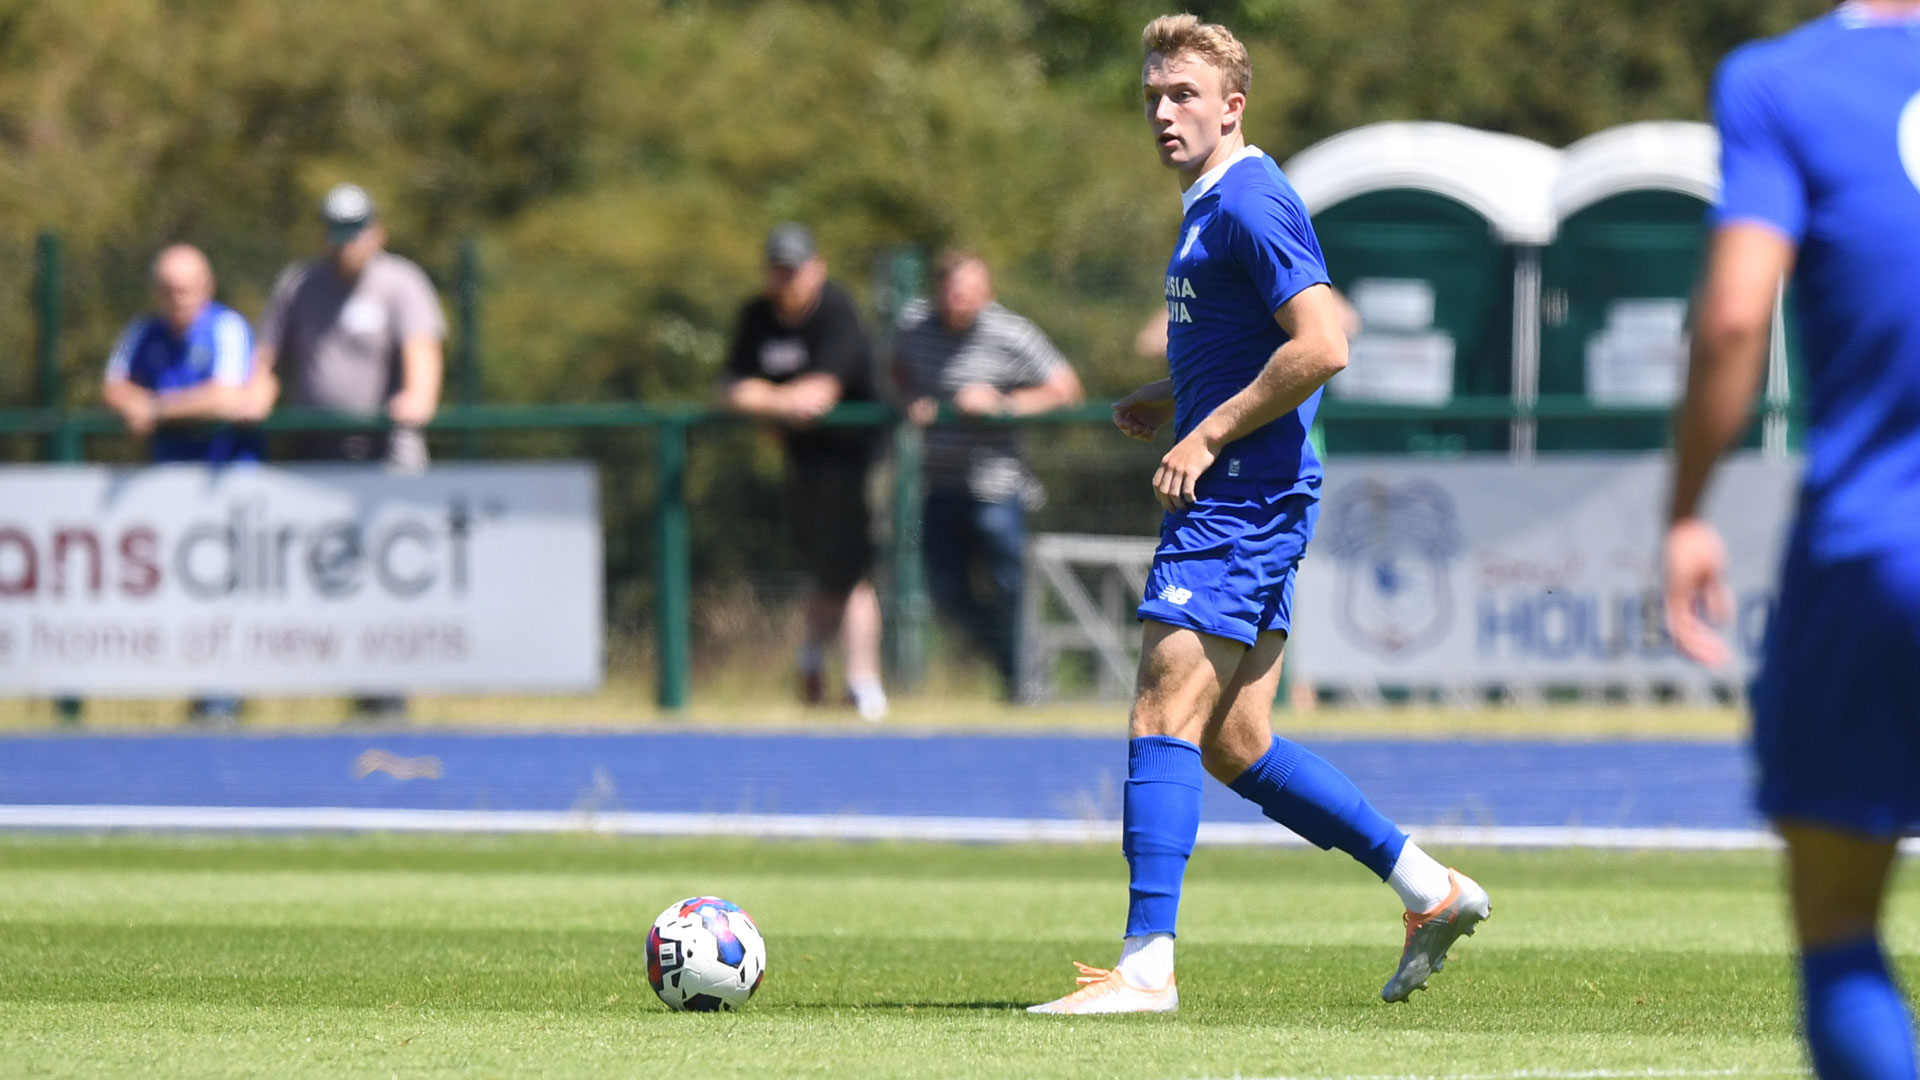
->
[1199,731,1263,783]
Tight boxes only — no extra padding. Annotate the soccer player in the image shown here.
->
[1666,3,1920,1074]
[1028,14,1489,1015]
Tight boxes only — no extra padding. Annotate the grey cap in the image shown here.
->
[764,223,816,269]
[321,183,378,245]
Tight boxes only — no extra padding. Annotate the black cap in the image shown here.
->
[764,223,816,269]
[321,183,378,246]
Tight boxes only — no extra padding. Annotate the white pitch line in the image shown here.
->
[0,804,1850,851]
[1182,1060,1797,1068]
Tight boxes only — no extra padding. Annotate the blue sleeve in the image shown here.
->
[1709,46,1807,241]
[1224,186,1331,316]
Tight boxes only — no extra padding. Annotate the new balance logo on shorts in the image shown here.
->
[1157,585,1193,606]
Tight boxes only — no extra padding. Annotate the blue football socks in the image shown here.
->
[1228,736,1407,880]
[1123,735,1204,937]
[1802,938,1917,1080]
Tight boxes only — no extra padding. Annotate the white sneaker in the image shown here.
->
[849,683,887,723]
[1027,961,1178,1015]
[1382,868,1491,1002]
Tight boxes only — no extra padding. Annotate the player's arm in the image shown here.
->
[1113,378,1174,441]
[102,376,158,437]
[101,323,157,436]
[954,322,1085,418]
[1000,364,1083,416]
[1665,48,1803,668]
[1152,284,1348,510]
[721,373,840,424]
[1663,224,1793,667]
[389,335,443,426]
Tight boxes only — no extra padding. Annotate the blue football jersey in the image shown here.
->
[1712,2,1920,559]
[1163,147,1331,495]
[105,301,259,463]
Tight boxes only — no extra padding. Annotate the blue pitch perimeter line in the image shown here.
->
[0,732,1761,840]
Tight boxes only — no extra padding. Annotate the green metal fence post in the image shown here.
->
[455,236,482,459]
[34,230,63,456]
[654,420,692,710]
[34,231,82,724]
[888,420,928,689]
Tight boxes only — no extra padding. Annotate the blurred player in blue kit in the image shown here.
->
[1667,3,1920,1075]
[1028,14,1489,1015]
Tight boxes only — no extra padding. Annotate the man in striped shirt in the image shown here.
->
[895,250,1084,700]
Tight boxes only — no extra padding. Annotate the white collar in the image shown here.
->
[1181,145,1264,215]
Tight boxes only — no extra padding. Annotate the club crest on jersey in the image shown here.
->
[1321,479,1464,658]
[1165,275,1197,325]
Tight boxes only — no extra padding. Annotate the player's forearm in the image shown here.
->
[1192,336,1346,449]
[1004,376,1084,416]
[721,378,789,420]
[399,338,443,406]
[1669,324,1768,523]
[154,382,244,423]
[101,380,154,427]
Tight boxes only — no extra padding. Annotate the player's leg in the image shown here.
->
[921,490,985,644]
[839,580,885,721]
[825,462,885,721]
[1780,822,1914,1079]
[1028,620,1241,1014]
[972,493,1027,700]
[786,461,835,705]
[1203,630,1488,1002]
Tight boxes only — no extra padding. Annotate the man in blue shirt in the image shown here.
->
[1029,14,1488,1015]
[102,244,264,464]
[1667,4,1920,1074]
[101,244,264,725]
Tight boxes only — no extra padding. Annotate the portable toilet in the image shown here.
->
[1285,122,1558,455]
[1536,122,1720,452]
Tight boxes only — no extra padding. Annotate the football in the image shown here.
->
[646,896,767,1012]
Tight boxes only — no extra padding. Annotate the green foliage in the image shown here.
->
[0,0,1831,410]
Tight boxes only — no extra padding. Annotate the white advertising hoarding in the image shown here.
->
[0,464,603,696]
[1292,455,1798,687]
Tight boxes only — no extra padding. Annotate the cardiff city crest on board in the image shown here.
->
[1321,479,1465,658]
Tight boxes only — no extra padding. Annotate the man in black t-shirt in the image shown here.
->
[721,224,887,721]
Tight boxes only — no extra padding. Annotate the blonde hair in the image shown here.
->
[1141,14,1250,96]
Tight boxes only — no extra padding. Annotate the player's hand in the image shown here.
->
[1113,383,1175,442]
[905,397,939,426]
[232,372,278,423]
[387,387,437,428]
[118,396,158,438]
[1663,517,1734,669]
[952,383,1008,418]
[1153,431,1216,512]
[781,375,839,425]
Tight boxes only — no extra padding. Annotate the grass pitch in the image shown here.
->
[3,834,1909,1079]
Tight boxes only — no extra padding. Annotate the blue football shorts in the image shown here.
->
[1136,483,1318,647]
[1750,529,1920,836]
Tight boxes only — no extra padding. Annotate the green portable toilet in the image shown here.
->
[1285,123,1559,455]
[1537,123,1719,452]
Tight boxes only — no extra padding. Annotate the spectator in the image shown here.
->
[254,183,447,471]
[101,243,264,724]
[895,250,1084,701]
[253,183,448,723]
[721,223,888,721]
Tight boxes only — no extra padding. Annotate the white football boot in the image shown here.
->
[1027,961,1178,1015]
[1381,868,1491,1002]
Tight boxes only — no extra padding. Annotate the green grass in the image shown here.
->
[5,833,1909,1078]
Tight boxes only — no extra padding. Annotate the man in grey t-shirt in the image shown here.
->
[253,184,447,722]
[255,183,447,469]
[896,250,1084,700]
